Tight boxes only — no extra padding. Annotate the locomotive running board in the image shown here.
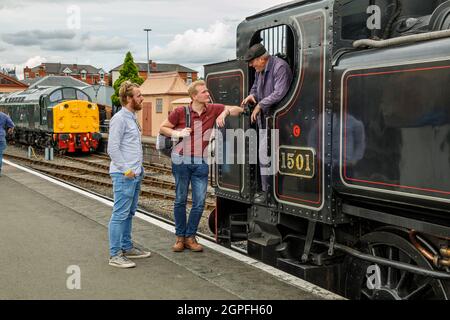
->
[342,204,450,240]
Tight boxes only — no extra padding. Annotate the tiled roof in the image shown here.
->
[24,75,89,88]
[140,71,188,95]
[0,72,28,87]
[110,62,197,73]
[30,63,104,75]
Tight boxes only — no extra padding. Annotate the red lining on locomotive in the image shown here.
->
[343,65,450,196]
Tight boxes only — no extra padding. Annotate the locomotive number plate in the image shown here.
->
[278,146,315,179]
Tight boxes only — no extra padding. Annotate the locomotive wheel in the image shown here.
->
[345,231,449,300]
[208,208,216,234]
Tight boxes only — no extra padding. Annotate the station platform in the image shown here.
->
[0,162,342,300]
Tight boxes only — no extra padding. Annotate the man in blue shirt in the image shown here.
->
[0,111,15,177]
[107,81,151,268]
[241,43,293,203]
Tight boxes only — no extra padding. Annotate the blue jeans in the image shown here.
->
[108,173,143,257]
[172,155,209,237]
[0,139,6,174]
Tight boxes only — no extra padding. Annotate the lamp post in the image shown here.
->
[144,28,152,76]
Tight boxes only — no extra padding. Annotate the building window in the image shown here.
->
[99,72,104,81]
[81,71,87,80]
[186,72,192,85]
[156,98,163,113]
[35,73,39,77]
[25,73,29,79]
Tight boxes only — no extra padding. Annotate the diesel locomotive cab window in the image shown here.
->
[76,90,89,101]
[63,88,76,100]
[49,90,62,103]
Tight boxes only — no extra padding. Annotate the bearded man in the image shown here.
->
[107,81,151,268]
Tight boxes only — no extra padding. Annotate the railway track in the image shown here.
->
[60,154,215,199]
[89,153,173,175]
[4,153,216,210]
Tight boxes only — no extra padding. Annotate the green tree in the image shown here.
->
[111,51,144,107]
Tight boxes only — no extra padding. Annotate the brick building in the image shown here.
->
[23,63,109,85]
[110,61,198,86]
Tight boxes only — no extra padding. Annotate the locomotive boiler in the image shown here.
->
[205,0,450,299]
[0,86,102,153]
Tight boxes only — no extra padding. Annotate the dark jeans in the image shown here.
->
[171,154,209,237]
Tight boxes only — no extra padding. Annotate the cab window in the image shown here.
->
[76,90,90,101]
[63,88,76,100]
[248,24,296,95]
[253,24,295,70]
[49,90,62,103]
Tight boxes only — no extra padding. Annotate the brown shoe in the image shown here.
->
[184,236,203,252]
[172,236,185,252]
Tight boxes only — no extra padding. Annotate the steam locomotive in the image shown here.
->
[0,86,101,153]
[205,0,450,299]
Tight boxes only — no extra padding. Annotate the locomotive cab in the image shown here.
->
[206,0,450,299]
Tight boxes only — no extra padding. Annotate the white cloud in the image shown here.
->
[3,56,48,80]
[2,30,76,46]
[1,29,129,52]
[0,1,293,79]
[150,21,235,65]
[83,35,129,51]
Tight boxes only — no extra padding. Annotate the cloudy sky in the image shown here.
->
[0,0,292,79]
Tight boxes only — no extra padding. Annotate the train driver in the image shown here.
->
[241,43,293,204]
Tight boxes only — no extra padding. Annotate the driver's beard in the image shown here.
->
[132,99,143,111]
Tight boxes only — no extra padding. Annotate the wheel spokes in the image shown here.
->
[361,288,373,299]
[403,278,433,300]
[352,231,450,300]
[395,270,408,291]
[386,246,395,288]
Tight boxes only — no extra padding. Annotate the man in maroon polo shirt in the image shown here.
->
[159,80,243,252]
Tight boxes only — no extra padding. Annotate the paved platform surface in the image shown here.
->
[0,163,333,300]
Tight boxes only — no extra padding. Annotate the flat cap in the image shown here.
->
[243,43,267,62]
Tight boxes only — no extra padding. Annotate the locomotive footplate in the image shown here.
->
[277,258,343,293]
[247,205,283,266]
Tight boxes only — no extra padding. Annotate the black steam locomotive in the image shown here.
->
[205,0,450,299]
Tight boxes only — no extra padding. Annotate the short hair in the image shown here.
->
[119,80,140,106]
[187,80,206,99]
